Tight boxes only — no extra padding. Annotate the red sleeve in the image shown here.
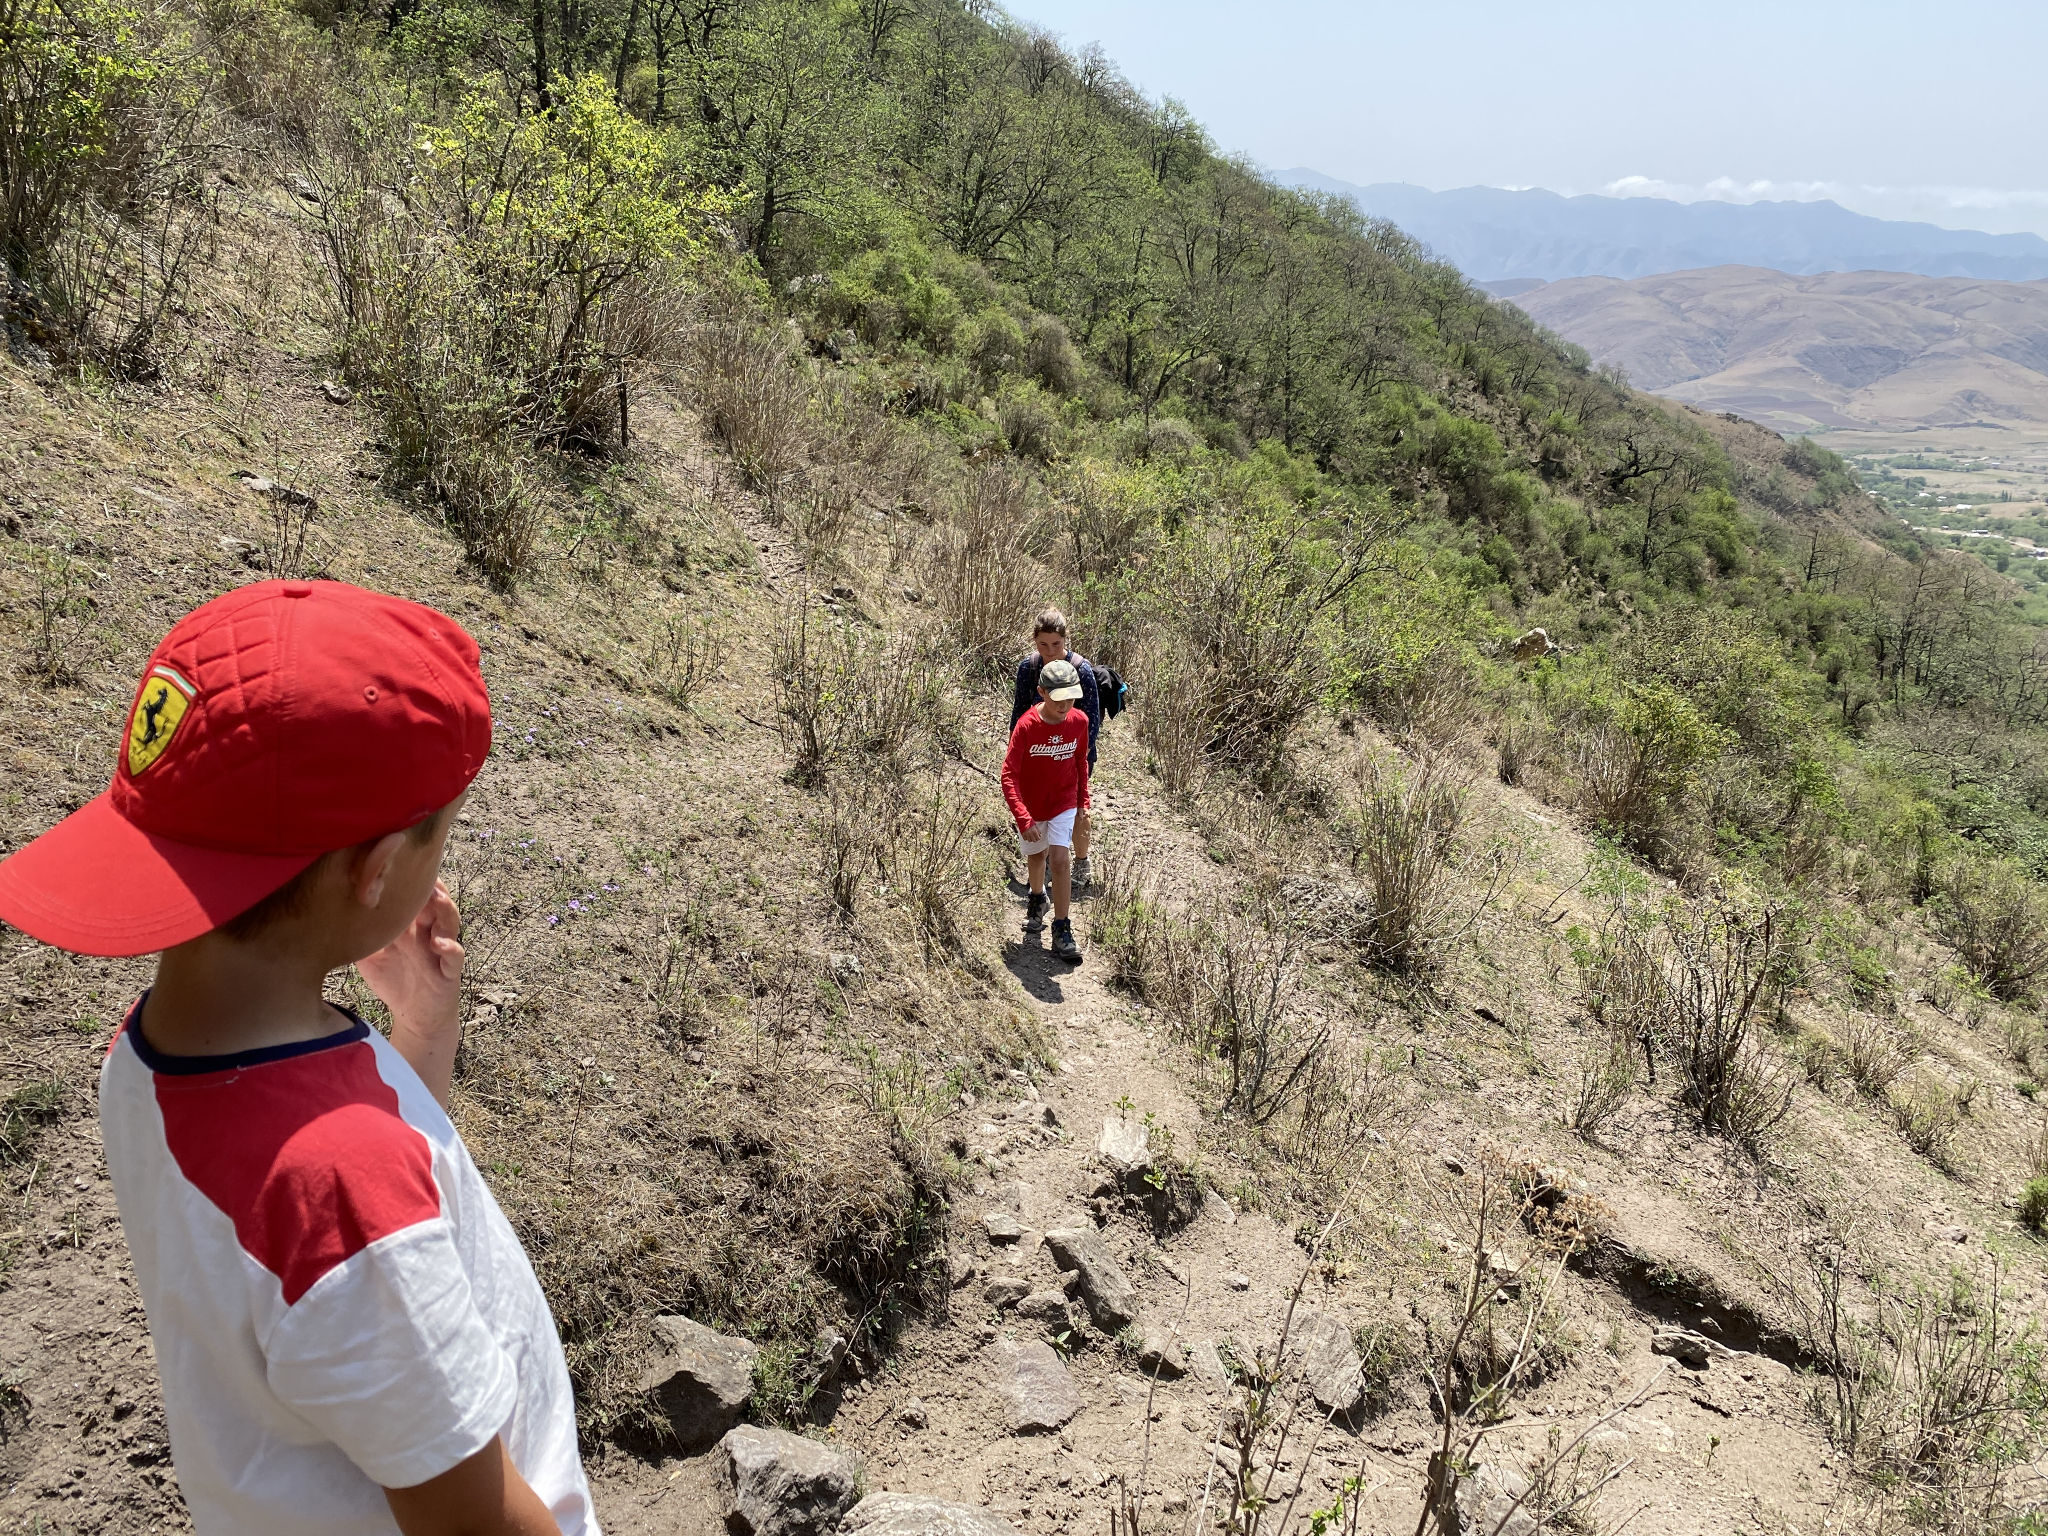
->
[1000,714,1033,830]
[1076,715,1091,811]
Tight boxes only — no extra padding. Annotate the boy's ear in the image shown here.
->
[350,829,416,910]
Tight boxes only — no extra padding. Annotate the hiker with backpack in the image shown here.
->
[1002,657,1091,964]
[1010,609,1125,891]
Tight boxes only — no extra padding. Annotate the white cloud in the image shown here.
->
[1596,176,2048,238]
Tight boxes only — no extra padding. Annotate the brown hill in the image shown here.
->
[1510,266,2048,432]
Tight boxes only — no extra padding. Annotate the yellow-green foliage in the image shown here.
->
[324,73,720,582]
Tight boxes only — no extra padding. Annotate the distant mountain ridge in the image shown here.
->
[1281,172,2048,284]
[1506,267,2048,432]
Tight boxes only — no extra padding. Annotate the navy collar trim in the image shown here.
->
[123,992,371,1076]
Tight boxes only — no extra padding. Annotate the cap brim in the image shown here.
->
[0,795,320,957]
[1048,686,1084,701]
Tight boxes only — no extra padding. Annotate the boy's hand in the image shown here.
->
[359,880,465,1035]
[1020,820,1038,843]
[360,881,467,1109]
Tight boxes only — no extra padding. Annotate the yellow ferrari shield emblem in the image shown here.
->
[126,665,196,776]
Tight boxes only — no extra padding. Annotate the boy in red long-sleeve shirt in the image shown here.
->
[1001,657,1090,964]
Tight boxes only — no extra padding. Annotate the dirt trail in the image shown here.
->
[593,898,1848,1536]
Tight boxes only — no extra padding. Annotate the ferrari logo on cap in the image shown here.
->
[126,664,196,776]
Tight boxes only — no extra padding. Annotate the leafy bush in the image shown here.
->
[2022,1177,2048,1234]
[1931,857,2048,1002]
[0,0,209,373]
[1550,669,1730,857]
[318,76,710,584]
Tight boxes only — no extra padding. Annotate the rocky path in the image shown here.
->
[592,896,1853,1536]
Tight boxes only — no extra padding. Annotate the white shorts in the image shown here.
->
[1019,808,1078,856]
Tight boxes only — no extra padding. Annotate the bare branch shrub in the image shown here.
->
[650,612,714,709]
[1562,1013,1636,1139]
[690,316,811,497]
[771,602,957,787]
[1889,1070,1964,1166]
[1932,857,2048,1002]
[20,541,97,683]
[1772,1245,2048,1528]
[1288,1042,1405,1179]
[819,786,887,922]
[1344,747,1472,974]
[923,463,1039,671]
[1572,891,1797,1149]
[1661,893,1797,1149]
[885,781,978,951]
[1839,1013,1915,1099]
[1199,902,1327,1126]
[1132,635,1218,798]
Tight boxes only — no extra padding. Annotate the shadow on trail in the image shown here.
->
[1002,937,1068,1003]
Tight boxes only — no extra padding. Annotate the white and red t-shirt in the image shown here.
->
[99,1000,597,1535]
[1001,705,1091,831]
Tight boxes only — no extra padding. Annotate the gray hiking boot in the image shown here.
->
[1050,918,1082,964]
[1071,856,1092,890]
[1024,891,1049,932]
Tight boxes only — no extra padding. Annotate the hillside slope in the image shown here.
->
[5,2,2048,1534]
[1510,266,2048,431]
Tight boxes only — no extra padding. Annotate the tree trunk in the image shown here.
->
[613,0,641,102]
[531,0,551,109]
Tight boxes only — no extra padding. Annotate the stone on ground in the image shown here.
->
[1651,1326,1713,1369]
[1453,1460,1536,1536]
[982,1211,1024,1242]
[843,1494,1023,1536]
[1097,1116,1151,1173]
[1015,1290,1073,1327]
[1289,1308,1364,1416]
[716,1425,860,1536]
[983,1276,1030,1309]
[1043,1226,1139,1331]
[639,1315,759,1450]
[1132,1315,1186,1377]
[1185,1338,1229,1384]
[998,1338,1082,1432]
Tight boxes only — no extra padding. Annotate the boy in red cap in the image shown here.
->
[0,581,595,1535]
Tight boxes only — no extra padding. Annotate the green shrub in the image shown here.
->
[0,0,207,372]
[1931,857,2048,1002]
[2023,1178,2048,1233]
[1551,669,1730,856]
[319,75,712,585]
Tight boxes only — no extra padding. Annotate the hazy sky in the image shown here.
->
[1007,0,2048,237]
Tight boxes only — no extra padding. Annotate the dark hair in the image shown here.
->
[1033,607,1069,638]
[219,812,443,942]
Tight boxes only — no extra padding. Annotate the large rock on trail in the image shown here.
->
[1289,1308,1364,1417]
[639,1315,759,1450]
[1097,1116,1152,1174]
[716,1425,860,1536]
[1043,1226,1139,1331]
[843,1495,1022,1536]
[998,1338,1082,1432]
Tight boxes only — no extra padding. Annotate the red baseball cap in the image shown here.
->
[0,580,492,956]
